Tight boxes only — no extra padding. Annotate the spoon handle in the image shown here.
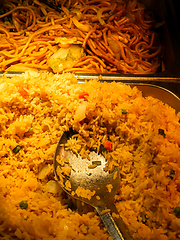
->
[95,204,133,240]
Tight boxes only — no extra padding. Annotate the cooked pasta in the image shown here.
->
[0,0,163,74]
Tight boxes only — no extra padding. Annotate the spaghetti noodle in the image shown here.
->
[0,0,163,74]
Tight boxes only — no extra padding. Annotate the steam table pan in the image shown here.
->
[78,78,180,113]
[0,72,179,112]
[0,0,180,78]
[0,0,179,98]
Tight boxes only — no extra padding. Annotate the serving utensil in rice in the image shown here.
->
[54,129,133,240]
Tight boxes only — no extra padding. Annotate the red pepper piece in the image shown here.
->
[18,83,29,98]
[104,140,112,151]
[79,92,89,99]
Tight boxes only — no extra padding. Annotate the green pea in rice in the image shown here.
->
[0,70,180,240]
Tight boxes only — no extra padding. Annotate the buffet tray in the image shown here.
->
[0,71,179,113]
[76,74,180,98]
[77,75,180,110]
[0,0,179,101]
[2,71,179,98]
[0,0,180,78]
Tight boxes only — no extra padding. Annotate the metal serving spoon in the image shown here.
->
[53,129,134,240]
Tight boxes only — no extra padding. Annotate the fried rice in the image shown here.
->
[0,71,180,240]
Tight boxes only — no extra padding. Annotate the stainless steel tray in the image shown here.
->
[0,72,179,118]
[77,78,180,113]
[1,73,179,95]
[128,83,180,113]
[0,71,179,109]
[76,74,180,99]
[0,0,180,78]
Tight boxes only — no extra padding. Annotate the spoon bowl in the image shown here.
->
[54,129,133,240]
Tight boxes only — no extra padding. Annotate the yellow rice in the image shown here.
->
[100,209,111,216]
[0,71,180,240]
[106,184,113,193]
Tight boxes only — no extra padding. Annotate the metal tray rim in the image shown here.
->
[0,71,179,113]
